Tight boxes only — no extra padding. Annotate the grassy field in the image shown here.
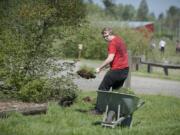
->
[132,64,180,81]
[0,92,180,135]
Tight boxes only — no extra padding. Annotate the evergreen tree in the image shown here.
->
[137,0,149,21]
[122,4,135,21]
[165,6,180,37]
[88,0,93,4]
[103,0,117,18]
[158,13,164,20]
[113,3,124,20]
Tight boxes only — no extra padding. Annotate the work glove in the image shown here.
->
[95,68,100,73]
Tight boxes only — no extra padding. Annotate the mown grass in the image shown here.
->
[0,91,180,135]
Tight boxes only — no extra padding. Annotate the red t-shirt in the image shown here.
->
[108,36,129,70]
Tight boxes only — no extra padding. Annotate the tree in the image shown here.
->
[165,6,180,38]
[48,0,86,26]
[113,3,124,20]
[86,2,105,21]
[148,12,156,21]
[0,0,86,102]
[103,0,117,19]
[167,6,179,17]
[88,0,93,4]
[137,0,149,21]
[158,13,164,20]
[122,4,136,21]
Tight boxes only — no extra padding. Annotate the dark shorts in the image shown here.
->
[160,47,165,52]
[98,67,129,91]
[176,47,180,52]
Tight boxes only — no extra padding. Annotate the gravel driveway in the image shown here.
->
[74,60,180,98]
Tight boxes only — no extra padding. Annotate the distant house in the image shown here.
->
[126,21,154,38]
[124,21,154,33]
[91,21,154,33]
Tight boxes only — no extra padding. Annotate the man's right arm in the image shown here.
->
[96,53,114,73]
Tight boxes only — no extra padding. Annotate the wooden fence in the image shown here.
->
[131,56,180,76]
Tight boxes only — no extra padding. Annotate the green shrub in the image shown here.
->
[18,79,49,102]
[44,77,78,104]
[118,27,150,56]
[0,0,85,102]
[77,25,107,59]
[53,25,107,59]
[57,25,150,59]
[18,77,79,104]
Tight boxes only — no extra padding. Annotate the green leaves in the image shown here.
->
[19,79,49,102]
[0,0,86,102]
[118,27,149,56]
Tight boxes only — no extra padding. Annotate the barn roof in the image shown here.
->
[91,21,154,28]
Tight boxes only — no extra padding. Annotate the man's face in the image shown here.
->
[102,31,110,41]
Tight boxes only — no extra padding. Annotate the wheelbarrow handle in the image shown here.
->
[137,100,145,109]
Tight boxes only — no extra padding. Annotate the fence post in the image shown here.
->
[147,64,152,73]
[124,51,131,88]
[164,67,168,76]
[78,44,83,60]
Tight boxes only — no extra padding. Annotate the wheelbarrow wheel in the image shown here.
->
[106,110,116,123]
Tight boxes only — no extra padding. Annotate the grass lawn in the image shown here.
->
[132,64,180,81]
[0,91,180,135]
[132,71,180,81]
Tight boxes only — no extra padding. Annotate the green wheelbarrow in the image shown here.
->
[96,90,144,128]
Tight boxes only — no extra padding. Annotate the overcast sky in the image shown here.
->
[93,0,180,17]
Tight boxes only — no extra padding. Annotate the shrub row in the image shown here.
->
[18,77,78,104]
[54,25,150,60]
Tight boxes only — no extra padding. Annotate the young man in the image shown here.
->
[91,27,129,114]
[96,27,129,91]
[159,39,166,54]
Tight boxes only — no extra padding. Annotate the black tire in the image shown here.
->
[121,114,133,127]
[106,110,116,123]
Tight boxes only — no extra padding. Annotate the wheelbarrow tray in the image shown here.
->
[96,90,141,116]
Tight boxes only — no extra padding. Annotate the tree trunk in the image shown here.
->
[0,104,47,118]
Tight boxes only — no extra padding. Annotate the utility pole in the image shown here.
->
[179,21,180,39]
[124,51,131,88]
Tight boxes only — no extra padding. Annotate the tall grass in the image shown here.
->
[0,92,180,135]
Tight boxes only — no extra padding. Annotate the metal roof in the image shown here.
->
[91,21,154,28]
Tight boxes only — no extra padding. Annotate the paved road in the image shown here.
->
[74,61,180,97]
[131,76,180,97]
[74,74,180,97]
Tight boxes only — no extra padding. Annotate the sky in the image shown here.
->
[93,0,180,17]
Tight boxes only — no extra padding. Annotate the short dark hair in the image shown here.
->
[101,27,113,35]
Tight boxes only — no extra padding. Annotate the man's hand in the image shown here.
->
[95,54,114,74]
[95,68,101,73]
